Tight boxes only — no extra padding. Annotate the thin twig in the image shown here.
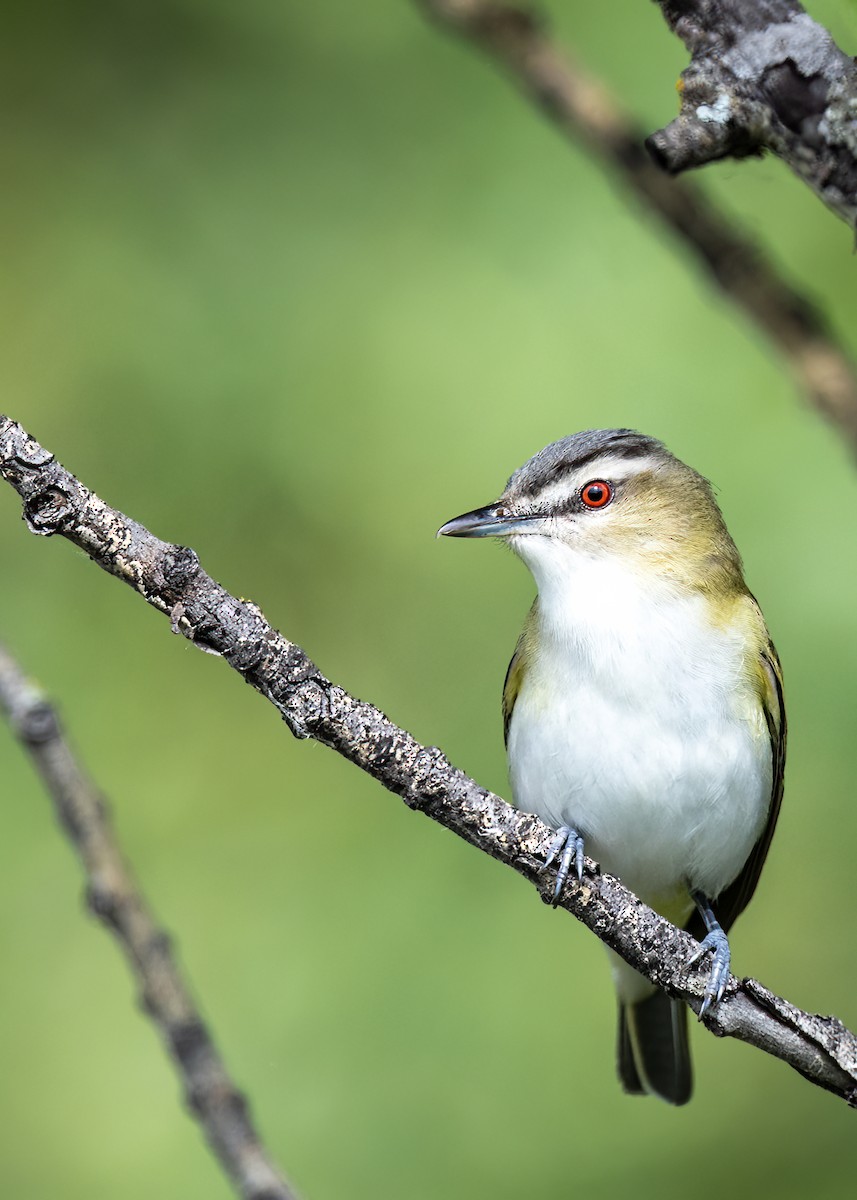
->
[414,0,857,452]
[0,639,299,1200]
[650,0,857,229]
[2,415,855,1106]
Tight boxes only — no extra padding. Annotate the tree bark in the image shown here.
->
[649,0,857,230]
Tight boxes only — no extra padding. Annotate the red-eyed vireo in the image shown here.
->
[438,429,785,1105]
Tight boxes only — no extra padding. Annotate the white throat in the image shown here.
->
[513,535,704,678]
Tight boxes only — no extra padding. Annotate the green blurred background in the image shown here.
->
[2,1,856,1196]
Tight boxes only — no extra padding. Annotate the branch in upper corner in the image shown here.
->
[413,2,857,459]
[649,0,857,230]
[2,414,856,1106]
[0,641,299,1200]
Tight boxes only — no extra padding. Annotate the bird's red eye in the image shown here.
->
[580,480,612,509]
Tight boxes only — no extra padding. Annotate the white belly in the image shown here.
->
[506,553,772,911]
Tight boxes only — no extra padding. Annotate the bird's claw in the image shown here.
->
[688,928,731,1019]
[543,825,585,905]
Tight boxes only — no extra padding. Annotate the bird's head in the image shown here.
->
[438,429,743,597]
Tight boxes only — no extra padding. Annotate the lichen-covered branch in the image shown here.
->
[649,0,857,229]
[414,0,857,456]
[0,639,299,1200]
[2,415,856,1106]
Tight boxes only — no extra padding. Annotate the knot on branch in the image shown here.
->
[647,68,766,172]
[16,699,60,745]
[23,485,75,536]
[161,545,201,593]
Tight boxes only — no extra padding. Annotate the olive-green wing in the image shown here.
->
[502,639,525,746]
[503,602,538,745]
[688,637,786,939]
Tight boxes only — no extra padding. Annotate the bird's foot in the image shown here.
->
[688,925,731,1019]
[543,825,585,906]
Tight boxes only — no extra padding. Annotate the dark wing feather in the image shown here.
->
[687,638,786,940]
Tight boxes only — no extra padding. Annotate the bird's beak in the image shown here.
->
[437,503,533,538]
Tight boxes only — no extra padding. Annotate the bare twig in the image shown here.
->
[414,0,857,451]
[0,640,299,1200]
[649,0,857,229]
[2,415,855,1106]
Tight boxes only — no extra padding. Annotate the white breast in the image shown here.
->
[506,540,772,912]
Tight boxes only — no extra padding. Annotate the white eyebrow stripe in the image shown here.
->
[533,456,661,508]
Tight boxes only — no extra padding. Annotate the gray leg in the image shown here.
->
[689,892,731,1018]
[544,825,585,905]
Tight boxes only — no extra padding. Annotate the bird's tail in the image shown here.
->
[617,990,692,1106]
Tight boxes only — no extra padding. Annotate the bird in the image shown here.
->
[438,429,785,1105]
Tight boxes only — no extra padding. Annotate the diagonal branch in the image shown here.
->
[0,639,299,1200]
[649,0,857,230]
[414,0,857,452]
[2,414,856,1106]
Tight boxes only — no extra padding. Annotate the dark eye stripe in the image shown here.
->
[551,481,617,516]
